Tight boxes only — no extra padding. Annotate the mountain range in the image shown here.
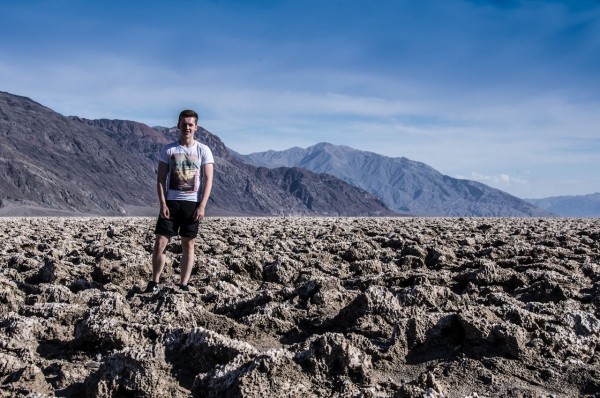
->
[4,90,586,217]
[0,91,390,217]
[525,193,600,217]
[237,143,551,217]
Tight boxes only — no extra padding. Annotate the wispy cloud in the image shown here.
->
[456,171,529,187]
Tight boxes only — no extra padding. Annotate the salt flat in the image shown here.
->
[0,217,599,397]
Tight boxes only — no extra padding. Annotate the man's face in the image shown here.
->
[178,116,198,140]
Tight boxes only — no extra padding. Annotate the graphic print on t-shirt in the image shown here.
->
[169,152,199,193]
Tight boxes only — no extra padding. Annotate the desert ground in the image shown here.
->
[0,216,599,397]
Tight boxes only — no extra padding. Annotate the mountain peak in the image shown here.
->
[239,143,551,217]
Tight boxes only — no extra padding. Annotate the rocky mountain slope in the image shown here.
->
[0,93,156,215]
[0,92,391,216]
[526,192,600,217]
[239,143,551,217]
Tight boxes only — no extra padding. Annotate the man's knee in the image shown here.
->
[181,237,195,251]
[181,237,195,245]
[153,235,170,253]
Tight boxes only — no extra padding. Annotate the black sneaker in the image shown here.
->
[178,284,190,292]
[144,281,160,294]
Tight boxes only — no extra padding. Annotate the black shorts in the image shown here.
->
[154,200,199,238]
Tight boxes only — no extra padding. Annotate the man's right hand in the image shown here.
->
[160,204,170,219]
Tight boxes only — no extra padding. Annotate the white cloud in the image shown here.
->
[456,172,529,187]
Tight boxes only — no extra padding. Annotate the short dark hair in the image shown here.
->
[178,109,198,125]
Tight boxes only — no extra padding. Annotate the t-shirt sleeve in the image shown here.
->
[202,146,215,165]
[159,145,169,164]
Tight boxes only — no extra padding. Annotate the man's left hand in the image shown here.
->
[194,206,206,221]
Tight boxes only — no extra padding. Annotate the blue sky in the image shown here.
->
[1,0,599,199]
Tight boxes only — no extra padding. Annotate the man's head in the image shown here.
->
[178,109,198,128]
[177,110,199,142]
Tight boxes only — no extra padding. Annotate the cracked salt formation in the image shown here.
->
[0,217,599,397]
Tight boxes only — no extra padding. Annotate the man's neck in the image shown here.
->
[179,138,196,147]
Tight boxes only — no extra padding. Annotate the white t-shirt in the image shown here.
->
[159,141,214,202]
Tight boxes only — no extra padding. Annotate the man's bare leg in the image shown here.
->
[180,237,195,285]
[151,234,170,283]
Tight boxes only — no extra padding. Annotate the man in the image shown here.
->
[145,109,214,293]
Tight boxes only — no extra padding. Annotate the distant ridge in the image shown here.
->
[526,193,600,217]
[239,142,551,217]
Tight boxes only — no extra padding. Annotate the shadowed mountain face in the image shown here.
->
[0,91,391,216]
[0,93,156,215]
[239,142,552,217]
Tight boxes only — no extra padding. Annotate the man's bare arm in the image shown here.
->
[195,163,214,220]
[156,161,170,219]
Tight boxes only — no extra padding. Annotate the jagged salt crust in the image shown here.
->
[0,216,599,397]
